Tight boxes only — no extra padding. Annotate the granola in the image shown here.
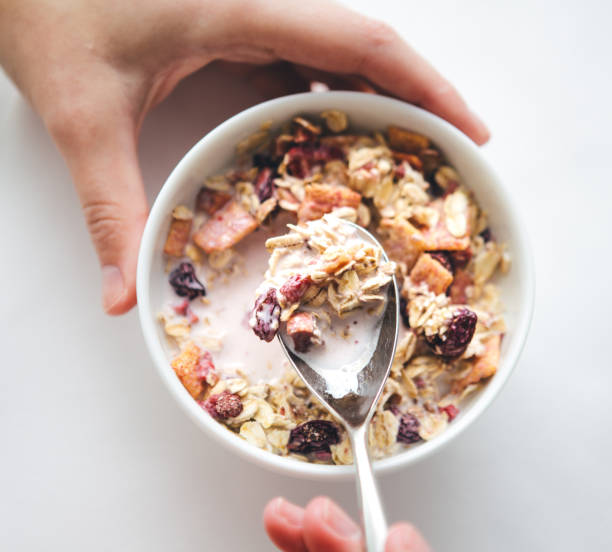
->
[157,113,508,464]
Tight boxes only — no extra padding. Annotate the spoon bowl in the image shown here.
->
[277,220,400,551]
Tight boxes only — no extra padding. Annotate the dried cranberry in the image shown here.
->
[397,413,422,444]
[287,420,340,454]
[169,262,206,300]
[172,298,190,316]
[254,167,274,202]
[426,308,477,358]
[286,145,344,178]
[427,251,453,273]
[203,391,243,420]
[440,404,459,421]
[479,228,492,242]
[251,288,281,342]
[399,296,410,328]
[279,274,312,303]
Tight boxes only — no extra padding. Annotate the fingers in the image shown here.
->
[46,99,147,315]
[302,496,363,552]
[263,497,308,552]
[243,0,489,144]
[386,523,431,552]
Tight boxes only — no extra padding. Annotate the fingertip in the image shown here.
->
[263,497,307,552]
[386,523,431,552]
[102,265,135,315]
[467,110,491,146]
[303,496,362,552]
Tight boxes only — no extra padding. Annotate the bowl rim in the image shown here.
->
[137,91,535,481]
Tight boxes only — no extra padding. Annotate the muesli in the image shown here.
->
[158,112,509,464]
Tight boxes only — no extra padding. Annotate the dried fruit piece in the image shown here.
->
[171,342,207,398]
[195,188,232,215]
[297,183,361,222]
[193,200,258,253]
[397,412,422,444]
[409,253,454,295]
[426,308,477,357]
[163,207,193,257]
[391,150,423,171]
[287,420,340,454]
[279,274,312,303]
[254,167,274,202]
[479,228,492,242]
[169,262,206,300]
[286,311,319,353]
[203,390,243,420]
[439,404,459,422]
[448,269,473,304]
[420,199,471,251]
[250,288,281,342]
[378,217,427,270]
[387,126,430,154]
[452,334,501,392]
[286,145,344,178]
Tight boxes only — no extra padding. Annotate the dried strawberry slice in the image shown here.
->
[202,391,243,420]
[279,274,312,303]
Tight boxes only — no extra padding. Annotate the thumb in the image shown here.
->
[49,105,148,315]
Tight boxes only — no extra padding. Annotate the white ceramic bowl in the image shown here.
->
[137,91,534,481]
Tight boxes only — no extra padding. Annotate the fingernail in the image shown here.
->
[102,265,126,312]
[322,499,361,540]
[274,498,304,528]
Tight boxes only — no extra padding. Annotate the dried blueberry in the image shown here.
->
[279,274,312,303]
[254,167,274,202]
[479,228,492,242]
[397,413,422,444]
[250,288,281,342]
[203,391,243,420]
[169,262,206,300]
[426,308,477,358]
[287,420,340,454]
[399,296,410,328]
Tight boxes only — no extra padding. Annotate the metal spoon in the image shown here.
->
[277,221,400,552]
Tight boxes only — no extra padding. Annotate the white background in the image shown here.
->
[1,1,611,550]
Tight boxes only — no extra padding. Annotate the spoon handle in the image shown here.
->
[350,424,387,552]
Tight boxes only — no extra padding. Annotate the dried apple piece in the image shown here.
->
[452,334,501,392]
[195,188,232,215]
[378,217,427,271]
[193,200,258,253]
[409,253,453,295]
[163,205,193,257]
[297,183,361,222]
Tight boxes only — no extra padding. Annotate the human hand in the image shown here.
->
[263,496,430,551]
[0,0,489,315]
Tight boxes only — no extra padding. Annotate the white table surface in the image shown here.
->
[2,1,611,550]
